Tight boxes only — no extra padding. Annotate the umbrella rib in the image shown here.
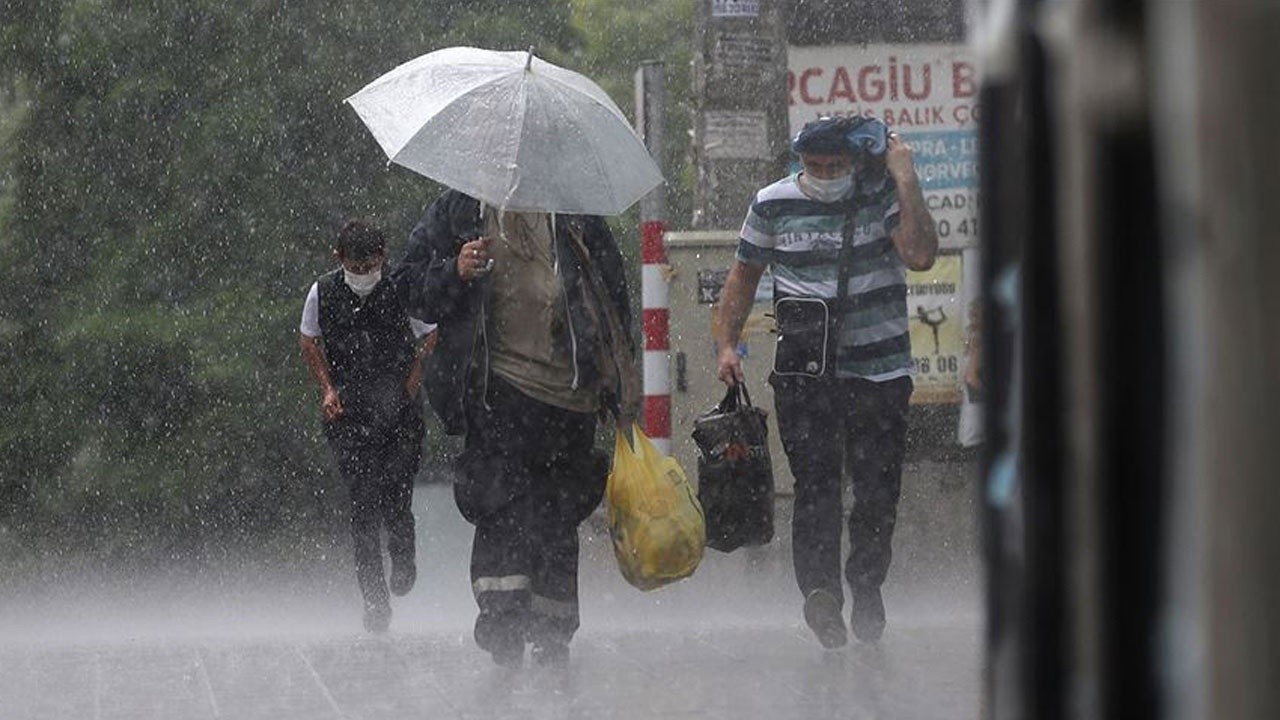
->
[501,76,532,212]
[551,84,617,211]
[529,74,661,212]
[385,73,518,164]
[535,76,632,127]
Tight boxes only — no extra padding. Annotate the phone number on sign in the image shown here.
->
[912,355,960,375]
[934,217,977,240]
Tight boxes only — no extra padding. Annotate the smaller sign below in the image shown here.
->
[713,33,774,74]
[705,111,772,160]
[697,268,729,304]
[907,253,965,405]
[712,0,760,17]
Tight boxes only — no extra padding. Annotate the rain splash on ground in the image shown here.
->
[0,471,982,720]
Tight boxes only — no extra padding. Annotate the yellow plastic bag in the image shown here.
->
[606,423,706,591]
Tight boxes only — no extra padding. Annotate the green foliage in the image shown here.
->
[0,0,698,578]
[0,0,585,575]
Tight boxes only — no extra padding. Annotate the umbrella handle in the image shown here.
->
[525,46,535,71]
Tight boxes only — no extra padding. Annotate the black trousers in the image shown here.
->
[327,409,423,608]
[456,376,604,646]
[772,374,913,605]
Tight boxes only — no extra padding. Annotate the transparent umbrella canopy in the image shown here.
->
[346,46,664,216]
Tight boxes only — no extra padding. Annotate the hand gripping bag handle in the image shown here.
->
[734,379,755,411]
[716,379,755,415]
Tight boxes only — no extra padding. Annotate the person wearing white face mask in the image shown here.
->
[713,116,938,649]
[343,262,382,296]
[299,218,437,633]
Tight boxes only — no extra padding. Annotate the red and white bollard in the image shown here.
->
[635,61,670,454]
[641,220,670,454]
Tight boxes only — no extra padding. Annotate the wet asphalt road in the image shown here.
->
[0,481,982,719]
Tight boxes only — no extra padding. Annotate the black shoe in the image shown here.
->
[390,558,416,597]
[363,600,391,633]
[530,639,570,669]
[850,586,885,642]
[803,589,848,649]
[475,621,524,668]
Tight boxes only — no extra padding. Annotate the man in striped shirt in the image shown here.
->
[715,116,938,648]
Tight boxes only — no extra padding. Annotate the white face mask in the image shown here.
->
[802,172,853,202]
[343,267,382,297]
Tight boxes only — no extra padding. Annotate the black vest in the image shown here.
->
[317,269,415,430]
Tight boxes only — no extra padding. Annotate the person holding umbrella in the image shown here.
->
[347,47,657,667]
[299,218,436,633]
[396,191,640,668]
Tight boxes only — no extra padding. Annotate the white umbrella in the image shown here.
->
[346,46,663,216]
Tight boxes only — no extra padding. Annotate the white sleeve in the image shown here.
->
[299,283,321,337]
[410,317,437,339]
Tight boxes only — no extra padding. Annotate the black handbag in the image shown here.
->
[772,296,835,377]
[691,382,775,552]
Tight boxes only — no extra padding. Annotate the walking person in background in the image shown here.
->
[714,116,938,648]
[300,218,437,633]
[394,189,640,668]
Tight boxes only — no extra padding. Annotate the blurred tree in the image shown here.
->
[0,0,579,578]
[788,0,965,45]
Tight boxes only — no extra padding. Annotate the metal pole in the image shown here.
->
[636,61,671,454]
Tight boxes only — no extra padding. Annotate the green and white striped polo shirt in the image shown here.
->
[737,174,910,381]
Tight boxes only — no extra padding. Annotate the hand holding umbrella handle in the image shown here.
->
[457,237,494,281]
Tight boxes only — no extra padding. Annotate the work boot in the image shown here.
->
[475,615,524,668]
[803,589,848,649]
[850,586,885,642]
[390,557,416,597]
[363,599,391,633]
[530,639,570,669]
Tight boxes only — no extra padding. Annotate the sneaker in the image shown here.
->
[803,589,848,649]
[363,600,391,633]
[530,639,570,669]
[475,621,524,668]
[850,586,885,642]
[390,558,416,597]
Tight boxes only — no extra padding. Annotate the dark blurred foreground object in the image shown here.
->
[977,0,1280,717]
[692,382,775,552]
